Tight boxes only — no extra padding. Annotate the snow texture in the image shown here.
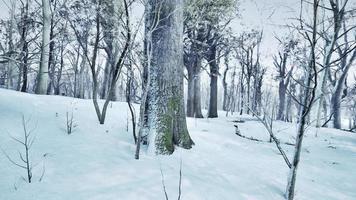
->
[0,89,355,200]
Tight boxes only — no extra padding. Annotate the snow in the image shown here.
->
[0,88,355,200]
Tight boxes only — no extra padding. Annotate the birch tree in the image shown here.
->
[35,0,51,94]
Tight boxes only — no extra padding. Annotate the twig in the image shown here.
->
[160,166,169,200]
[178,159,182,200]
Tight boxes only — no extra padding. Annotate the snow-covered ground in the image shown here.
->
[0,88,355,200]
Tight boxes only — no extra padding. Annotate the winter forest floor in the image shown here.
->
[0,89,355,200]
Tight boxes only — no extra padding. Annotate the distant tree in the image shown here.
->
[316,0,353,128]
[273,38,297,121]
[235,30,263,115]
[183,0,239,118]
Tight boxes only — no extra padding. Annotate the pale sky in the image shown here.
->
[0,0,354,82]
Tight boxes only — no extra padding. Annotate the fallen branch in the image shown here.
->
[234,125,295,146]
[234,125,264,142]
[248,107,292,168]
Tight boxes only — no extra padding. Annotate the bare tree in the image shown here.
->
[330,27,356,129]
[286,0,319,199]
[1,115,40,183]
[316,0,352,128]
[273,38,297,121]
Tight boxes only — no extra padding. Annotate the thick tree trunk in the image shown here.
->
[208,45,218,118]
[186,57,203,118]
[140,0,194,154]
[36,0,51,94]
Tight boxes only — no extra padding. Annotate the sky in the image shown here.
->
[0,0,354,83]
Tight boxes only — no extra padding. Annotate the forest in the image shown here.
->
[0,0,355,199]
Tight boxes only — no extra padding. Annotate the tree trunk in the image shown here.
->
[186,57,204,118]
[222,55,229,111]
[316,0,347,128]
[208,45,218,118]
[35,0,51,94]
[7,1,16,90]
[246,77,250,115]
[140,0,194,154]
[193,66,204,118]
[101,60,111,99]
[19,0,29,93]
[277,81,286,121]
[54,39,65,95]
[77,55,86,99]
[47,16,55,95]
[331,67,351,129]
[239,66,244,115]
[286,1,318,198]
[187,66,195,117]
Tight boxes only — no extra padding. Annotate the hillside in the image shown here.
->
[0,89,355,200]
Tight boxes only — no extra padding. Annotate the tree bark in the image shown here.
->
[36,0,51,94]
[140,0,194,155]
[208,45,218,118]
[277,81,286,121]
[222,55,229,111]
[186,56,203,118]
[6,1,16,90]
[19,0,29,92]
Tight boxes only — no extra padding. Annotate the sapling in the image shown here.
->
[159,158,184,200]
[1,115,46,183]
[66,110,77,134]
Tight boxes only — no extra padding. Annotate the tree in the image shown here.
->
[316,0,351,128]
[286,0,319,199]
[35,0,51,94]
[139,0,194,155]
[235,30,263,115]
[273,38,297,121]
[19,0,31,92]
[183,0,238,118]
[183,21,205,118]
[330,31,356,129]
[64,0,131,124]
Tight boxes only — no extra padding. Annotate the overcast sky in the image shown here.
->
[0,0,354,82]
